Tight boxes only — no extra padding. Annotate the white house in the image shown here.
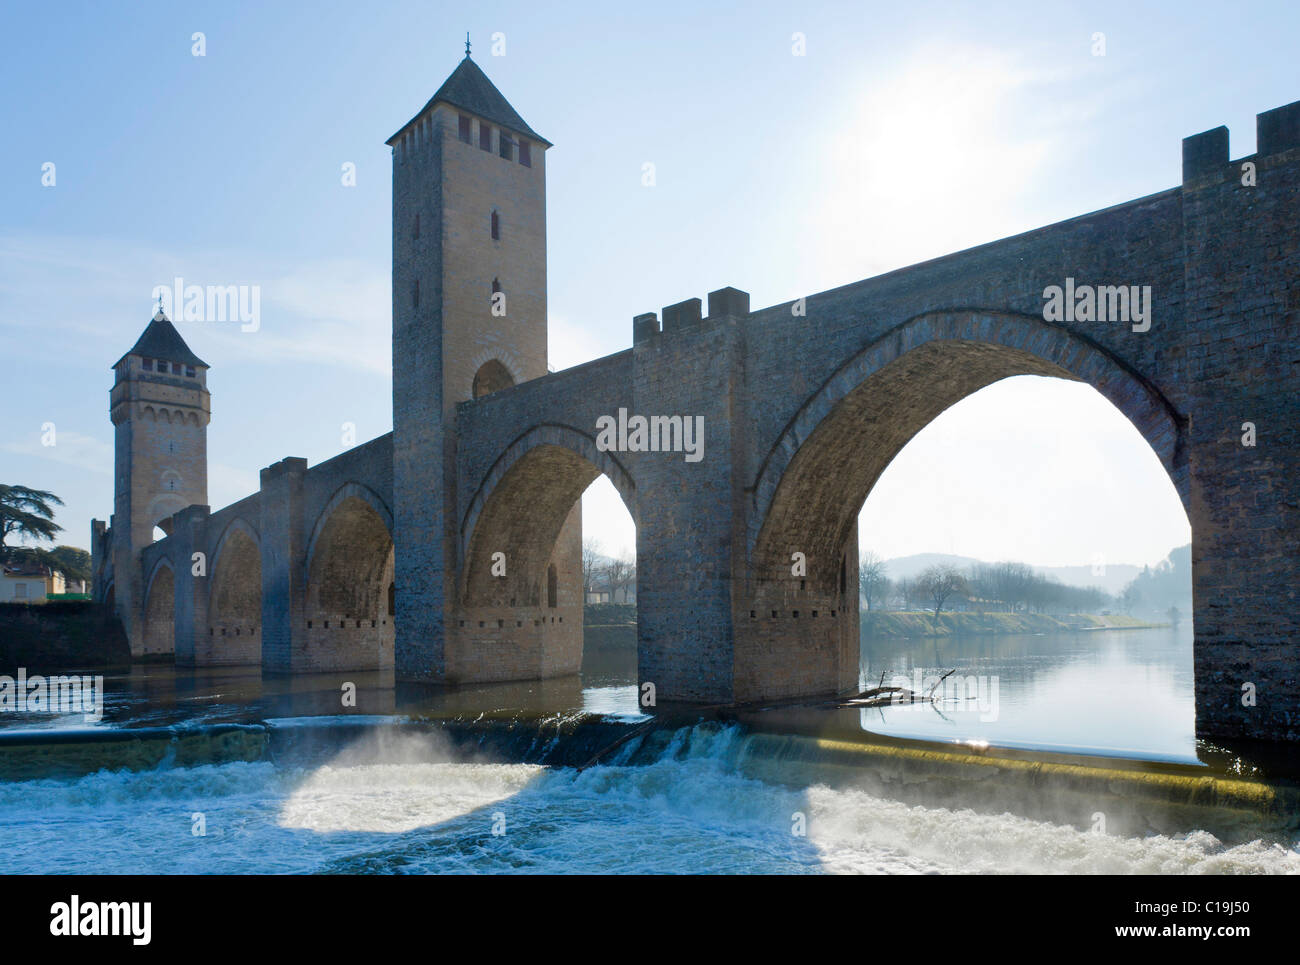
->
[0,562,65,603]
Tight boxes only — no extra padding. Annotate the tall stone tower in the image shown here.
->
[389,52,581,679]
[101,309,210,655]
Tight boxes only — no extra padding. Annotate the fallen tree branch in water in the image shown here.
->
[836,669,958,708]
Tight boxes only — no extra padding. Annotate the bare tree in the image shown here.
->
[916,564,967,622]
[1119,583,1141,615]
[895,577,917,611]
[582,539,603,600]
[605,555,636,603]
[859,551,890,612]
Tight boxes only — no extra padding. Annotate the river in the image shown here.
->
[0,623,1295,874]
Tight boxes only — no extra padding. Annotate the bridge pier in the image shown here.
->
[170,504,210,667]
[259,458,309,674]
[732,522,860,703]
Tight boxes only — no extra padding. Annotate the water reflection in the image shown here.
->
[856,624,1196,762]
[0,623,1199,763]
[0,625,645,732]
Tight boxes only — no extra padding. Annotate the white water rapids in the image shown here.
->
[0,724,1295,874]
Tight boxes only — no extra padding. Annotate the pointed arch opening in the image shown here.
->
[305,488,395,672]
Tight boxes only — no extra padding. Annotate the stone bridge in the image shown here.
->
[102,92,1299,744]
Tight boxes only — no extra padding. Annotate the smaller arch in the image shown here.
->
[461,423,637,565]
[305,482,394,573]
[472,359,516,398]
[210,516,260,577]
[465,348,523,400]
[142,557,176,656]
[460,425,637,609]
[207,519,262,664]
[144,555,175,600]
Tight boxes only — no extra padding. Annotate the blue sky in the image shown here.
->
[2,1,1295,569]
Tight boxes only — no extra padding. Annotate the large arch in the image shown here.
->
[737,309,1190,702]
[205,518,262,665]
[456,423,637,683]
[751,310,1186,576]
[141,559,175,657]
[303,484,395,672]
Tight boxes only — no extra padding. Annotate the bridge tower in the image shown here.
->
[389,52,582,679]
[97,309,210,656]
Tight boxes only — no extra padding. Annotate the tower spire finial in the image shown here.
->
[465,32,471,57]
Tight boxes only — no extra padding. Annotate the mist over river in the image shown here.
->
[1,722,1296,875]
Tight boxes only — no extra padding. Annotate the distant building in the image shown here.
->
[585,586,636,605]
[0,560,66,603]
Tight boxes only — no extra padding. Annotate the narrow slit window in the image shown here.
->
[479,123,492,151]
[518,141,531,167]
[490,211,500,241]
[458,114,472,143]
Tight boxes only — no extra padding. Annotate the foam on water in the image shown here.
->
[0,724,1295,874]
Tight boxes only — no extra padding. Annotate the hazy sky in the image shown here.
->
[3,1,1293,570]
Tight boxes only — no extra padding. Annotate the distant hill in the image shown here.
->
[881,552,1142,596]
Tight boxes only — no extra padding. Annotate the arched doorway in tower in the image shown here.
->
[305,489,395,673]
[205,522,262,666]
[458,429,637,707]
[142,561,175,657]
[745,318,1193,758]
[472,359,515,398]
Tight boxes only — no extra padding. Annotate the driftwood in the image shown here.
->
[839,668,957,708]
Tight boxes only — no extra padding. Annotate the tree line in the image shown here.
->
[582,539,636,603]
[858,550,1183,621]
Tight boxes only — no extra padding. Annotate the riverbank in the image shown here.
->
[861,610,1163,638]
[584,603,636,627]
[0,601,130,670]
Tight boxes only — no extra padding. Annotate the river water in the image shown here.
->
[856,624,1198,762]
[0,624,1296,874]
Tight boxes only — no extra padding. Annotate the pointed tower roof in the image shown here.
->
[113,309,209,369]
[387,54,550,147]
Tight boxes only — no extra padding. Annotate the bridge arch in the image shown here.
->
[737,309,1190,702]
[206,517,261,664]
[141,557,175,657]
[750,309,1187,577]
[303,483,395,671]
[461,423,636,606]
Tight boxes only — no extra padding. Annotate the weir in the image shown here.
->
[1,714,1297,845]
